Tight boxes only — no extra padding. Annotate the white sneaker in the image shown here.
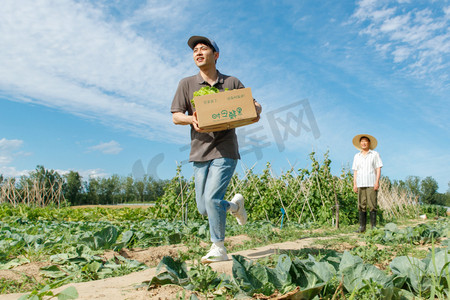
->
[201,244,228,263]
[231,193,247,225]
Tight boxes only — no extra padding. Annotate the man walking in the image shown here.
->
[352,134,383,232]
[171,36,262,263]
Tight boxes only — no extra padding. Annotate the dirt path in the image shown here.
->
[0,234,358,300]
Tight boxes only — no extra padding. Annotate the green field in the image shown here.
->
[0,204,449,299]
[1,153,449,298]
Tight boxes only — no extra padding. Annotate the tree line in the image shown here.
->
[390,175,450,207]
[0,165,168,206]
[0,164,449,208]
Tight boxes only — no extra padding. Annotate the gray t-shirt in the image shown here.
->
[171,71,244,162]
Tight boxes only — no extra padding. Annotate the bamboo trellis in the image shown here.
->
[378,177,420,219]
[168,160,420,224]
[0,178,65,207]
[227,161,318,225]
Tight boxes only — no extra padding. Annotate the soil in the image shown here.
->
[115,244,188,266]
[0,261,50,282]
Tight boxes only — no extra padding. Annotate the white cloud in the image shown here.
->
[380,14,410,32]
[0,138,22,152]
[392,46,411,62]
[74,168,110,180]
[0,0,192,143]
[48,168,110,180]
[445,6,450,16]
[372,7,397,21]
[0,138,24,165]
[124,0,190,30]
[0,166,30,178]
[352,0,450,91]
[353,0,386,20]
[88,140,123,155]
[0,138,32,177]
[374,42,392,56]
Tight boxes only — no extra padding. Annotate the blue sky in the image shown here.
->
[0,0,449,192]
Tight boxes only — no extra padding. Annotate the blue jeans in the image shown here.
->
[193,157,237,243]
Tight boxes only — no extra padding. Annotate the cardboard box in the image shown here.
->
[194,87,257,132]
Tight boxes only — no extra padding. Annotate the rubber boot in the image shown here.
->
[370,211,377,229]
[355,211,366,233]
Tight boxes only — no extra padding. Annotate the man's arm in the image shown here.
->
[172,112,193,125]
[353,170,358,193]
[352,154,358,193]
[374,152,383,191]
[172,112,206,133]
[374,167,381,191]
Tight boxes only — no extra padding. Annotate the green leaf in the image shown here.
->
[149,256,191,288]
[193,86,220,97]
[83,261,102,273]
[191,86,222,107]
[167,232,182,244]
[308,260,336,283]
[121,230,134,244]
[18,295,39,300]
[56,286,79,300]
[273,254,292,289]
[424,247,450,276]
[38,285,53,295]
[75,244,93,256]
[339,251,391,292]
[50,253,72,264]
[385,223,399,232]
[231,255,258,294]
[79,225,119,249]
[232,254,297,296]
[0,256,30,270]
[95,225,119,247]
[233,254,277,295]
[288,285,325,300]
[290,259,317,289]
[390,256,427,293]
[40,265,67,279]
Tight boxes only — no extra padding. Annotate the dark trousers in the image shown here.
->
[358,187,377,212]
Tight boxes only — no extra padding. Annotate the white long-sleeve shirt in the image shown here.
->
[352,150,383,187]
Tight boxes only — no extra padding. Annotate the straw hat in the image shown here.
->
[352,134,378,151]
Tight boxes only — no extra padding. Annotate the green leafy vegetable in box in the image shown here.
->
[191,86,228,107]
